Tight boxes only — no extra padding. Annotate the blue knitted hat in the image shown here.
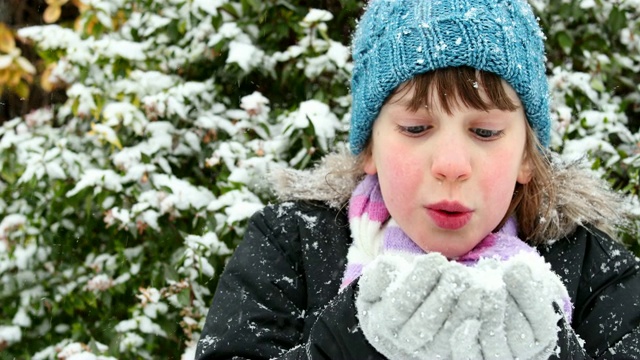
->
[349,0,551,155]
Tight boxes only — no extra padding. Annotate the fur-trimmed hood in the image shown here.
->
[270,151,628,243]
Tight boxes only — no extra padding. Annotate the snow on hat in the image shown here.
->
[349,0,551,155]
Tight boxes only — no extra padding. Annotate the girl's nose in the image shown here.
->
[430,139,472,182]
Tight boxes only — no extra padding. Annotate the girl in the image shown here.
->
[196,0,640,358]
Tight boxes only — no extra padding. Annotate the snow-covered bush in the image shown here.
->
[537,0,640,246]
[0,0,638,357]
[1,1,356,357]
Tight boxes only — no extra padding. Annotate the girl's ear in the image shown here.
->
[359,138,378,175]
[362,150,377,175]
[517,155,533,184]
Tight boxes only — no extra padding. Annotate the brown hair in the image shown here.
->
[355,66,556,244]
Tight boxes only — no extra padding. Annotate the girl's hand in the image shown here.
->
[356,253,483,359]
[355,252,570,359]
[454,253,569,360]
[501,253,568,359]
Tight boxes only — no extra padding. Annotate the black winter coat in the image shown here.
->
[196,201,640,359]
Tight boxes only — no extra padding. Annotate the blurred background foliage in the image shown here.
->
[0,0,638,358]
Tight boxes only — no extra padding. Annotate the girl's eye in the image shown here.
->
[397,125,429,136]
[471,128,503,139]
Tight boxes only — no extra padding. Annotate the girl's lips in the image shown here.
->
[426,201,473,230]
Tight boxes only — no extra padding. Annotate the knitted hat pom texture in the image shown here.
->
[349,0,551,155]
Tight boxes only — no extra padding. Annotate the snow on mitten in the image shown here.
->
[502,252,570,360]
[450,253,571,360]
[356,253,483,359]
[450,263,513,360]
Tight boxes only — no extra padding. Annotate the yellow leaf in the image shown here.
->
[40,63,57,92]
[0,69,9,84]
[87,122,96,136]
[8,68,21,87]
[15,80,30,99]
[46,0,69,5]
[43,5,62,24]
[85,16,98,35]
[72,0,89,12]
[0,25,15,53]
[74,17,83,32]
[113,10,127,30]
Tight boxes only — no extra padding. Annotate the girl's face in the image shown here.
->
[363,82,532,258]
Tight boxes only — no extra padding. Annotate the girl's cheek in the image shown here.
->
[379,146,423,189]
[380,142,416,173]
[480,152,522,198]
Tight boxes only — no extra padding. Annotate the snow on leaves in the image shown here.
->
[2,2,352,357]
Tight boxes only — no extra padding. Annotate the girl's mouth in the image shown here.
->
[426,201,473,230]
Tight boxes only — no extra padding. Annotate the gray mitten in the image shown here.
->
[502,252,569,360]
[452,252,570,360]
[356,252,570,360]
[356,253,483,359]
[450,262,512,360]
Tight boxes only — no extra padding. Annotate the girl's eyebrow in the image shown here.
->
[395,99,415,107]
[393,97,432,110]
[387,95,413,106]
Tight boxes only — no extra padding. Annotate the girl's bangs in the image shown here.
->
[390,66,520,114]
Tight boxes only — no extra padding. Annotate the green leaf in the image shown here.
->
[141,153,152,164]
[163,262,180,282]
[219,3,240,18]
[556,31,573,55]
[177,288,190,307]
[608,7,627,34]
[590,78,605,92]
